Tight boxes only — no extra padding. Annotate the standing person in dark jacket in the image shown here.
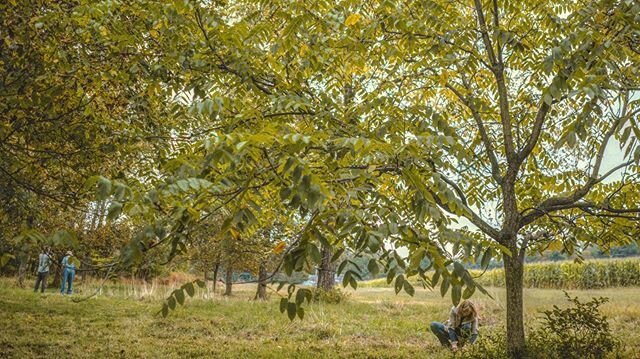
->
[34,247,51,293]
[60,251,76,295]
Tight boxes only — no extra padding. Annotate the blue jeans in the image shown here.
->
[430,321,476,346]
[60,268,75,294]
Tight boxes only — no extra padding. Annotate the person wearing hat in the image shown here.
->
[60,250,76,295]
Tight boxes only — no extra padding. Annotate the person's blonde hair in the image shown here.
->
[455,300,478,327]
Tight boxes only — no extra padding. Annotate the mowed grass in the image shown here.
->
[1,279,639,358]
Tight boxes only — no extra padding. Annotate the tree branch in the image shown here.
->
[429,188,500,240]
[517,101,550,162]
[473,0,515,159]
[519,93,633,227]
[445,84,503,183]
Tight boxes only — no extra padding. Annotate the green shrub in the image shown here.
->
[310,287,349,304]
[528,292,619,359]
[456,327,509,358]
[459,293,619,359]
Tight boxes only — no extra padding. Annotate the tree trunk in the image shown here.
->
[15,254,29,287]
[504,250,526,358]
[81,255,91,283]
[254,260,268,300]
[317,244,335,291]
[223,266,233,296]
[212,262,220,293]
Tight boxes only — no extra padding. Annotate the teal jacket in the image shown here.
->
[61,255,76,272]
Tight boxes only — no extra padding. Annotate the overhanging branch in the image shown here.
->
[445,84,503,184]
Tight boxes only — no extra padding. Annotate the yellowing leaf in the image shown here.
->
[548,240,563,252]
[273,241,286,254]
[344,14,361,27]
[299,43,309,56]
[229,227,241,240]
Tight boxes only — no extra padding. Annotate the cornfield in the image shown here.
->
[472,258,640,289]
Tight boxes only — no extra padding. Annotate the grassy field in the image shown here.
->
[1,279,639,358]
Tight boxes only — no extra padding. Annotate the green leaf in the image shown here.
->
[295,289,307,305]
[280,298,288,313]
[107,202,123,221]
[386,267,397,284]
[337,260,348,276]
[97,177,112,200]
[331,248,345,263]
[463,284,476,299]
[183,282,195,297]
[475,283,494,299]
[287,302,297,321]
[393,251,406,269]
[394,274,405,294]
[277,282,287,292]
[440,277,450,297]
[451,284,462,305]
[177,179,190,192]
[431,271,441,287]
[403,281,415,296]
[296,306,305,320]
[188,178,201,190]
[167,297,176,310]
[453,261,465,276]
[174,289,185,305]
[367,259,379,276]
[349,276,358,290]
[342,271,352,288]
[481,248,492,269]
[161,303,168,318]
[195,279,206,288]
[308,243,321,263]
[567,131,577,148]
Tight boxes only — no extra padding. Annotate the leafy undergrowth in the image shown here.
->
[0,280,639,358]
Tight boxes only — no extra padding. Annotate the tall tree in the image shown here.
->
[111,2,636,357]
[11,1,639,357]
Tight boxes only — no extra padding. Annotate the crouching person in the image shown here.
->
[430,300,479,352]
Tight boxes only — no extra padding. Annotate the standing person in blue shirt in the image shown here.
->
[34,247,51,293]
[60,251,76,295]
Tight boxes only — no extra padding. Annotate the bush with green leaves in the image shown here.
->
[458,293,619,359]
[529,292,620,359]
[310,287,349,304]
